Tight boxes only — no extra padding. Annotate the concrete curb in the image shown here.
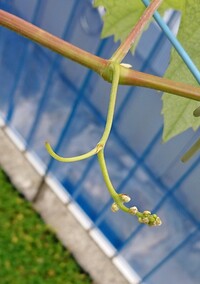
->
[0,126,133,284]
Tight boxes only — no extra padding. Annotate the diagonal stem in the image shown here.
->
[97,149,130,213]
[118,67,200,101]
[98,63,120,146]
[110,0,163,63]
[0,9,107,74]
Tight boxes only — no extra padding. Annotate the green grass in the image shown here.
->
[0,169,92,284]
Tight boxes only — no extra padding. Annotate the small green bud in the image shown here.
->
[129,206,138,215]
[143,210,151,215]
[149,221,157,227]
[148,216,155,223]
[142,217,149,224]
[138,217,143,223]
[155,217,162,226]
[111,202,119,212]
[119,194,131,203]
[149,216,162,226]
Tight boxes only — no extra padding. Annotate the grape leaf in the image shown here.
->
[162,1,200,141]
[160,0,185,12]
[94,0,146,43]
[94,0,183,44]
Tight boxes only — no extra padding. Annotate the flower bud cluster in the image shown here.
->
[110,194,162,227]
[138,211,162,226]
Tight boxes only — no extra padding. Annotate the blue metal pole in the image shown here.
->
[142,0,200,84]
[115,10,178,123]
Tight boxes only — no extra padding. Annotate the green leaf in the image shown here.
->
[159,0,185,12]
[94,0,183,44]
[94,0,145,43]
[162,1,200,141]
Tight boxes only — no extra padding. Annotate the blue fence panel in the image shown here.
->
[0,1,200,283]
[146,229,200,284]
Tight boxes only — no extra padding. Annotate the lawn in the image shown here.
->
[0,169,92,284]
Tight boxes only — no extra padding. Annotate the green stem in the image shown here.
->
[1,9,200,101]
[98,63,120,145]
[97,149,130,213]
[45,142,98,162]
[110,0,163,63]
[118,67,200,101]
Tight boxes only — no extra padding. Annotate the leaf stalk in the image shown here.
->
[110,0,163,63]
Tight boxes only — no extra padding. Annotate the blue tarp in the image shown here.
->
[0,1,200,283]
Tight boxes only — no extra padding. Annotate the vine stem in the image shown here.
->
[118,67,200,101]
[1,9,200,101]
[0,9,107,74]
[110,0,163,63]
[98,63,120,145]
[97,149,130,213]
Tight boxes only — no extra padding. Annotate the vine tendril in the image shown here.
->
[45,142,98,162]
[45,62,162,226]
[45,62,120,162]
